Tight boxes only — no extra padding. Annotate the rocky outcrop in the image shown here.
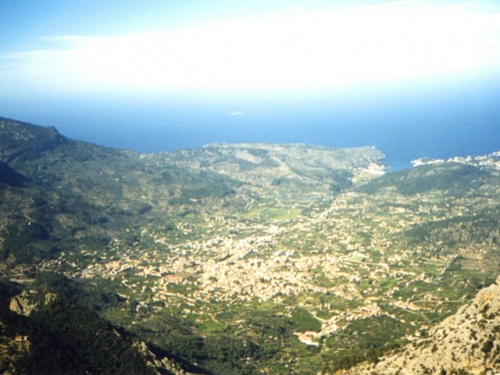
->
[338,276,500,375]
[9,290,56,317]
[135,341,207,375]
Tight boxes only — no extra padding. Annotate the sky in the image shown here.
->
[1,0,500,166]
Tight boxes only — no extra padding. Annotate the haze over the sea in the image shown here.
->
[1,0,499,169]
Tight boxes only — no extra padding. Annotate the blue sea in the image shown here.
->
[5,79,500,171]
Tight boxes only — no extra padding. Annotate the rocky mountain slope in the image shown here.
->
[338,275,500,375]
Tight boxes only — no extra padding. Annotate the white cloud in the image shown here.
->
[2,1,500,95]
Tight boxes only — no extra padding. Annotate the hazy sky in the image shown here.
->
[2,0,500,95]
[1,0,500,162]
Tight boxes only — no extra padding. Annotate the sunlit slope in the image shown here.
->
[163,143,384,193]
[340,276,500,374]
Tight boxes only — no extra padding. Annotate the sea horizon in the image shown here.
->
[5,90,499,172]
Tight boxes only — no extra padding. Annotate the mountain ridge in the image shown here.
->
[0,117,67,163]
